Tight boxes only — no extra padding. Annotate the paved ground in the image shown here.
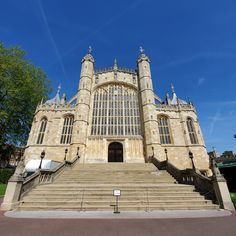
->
[1,197,236,236]
[4,209,231,219]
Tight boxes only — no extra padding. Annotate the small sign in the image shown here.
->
[113,189,121,196]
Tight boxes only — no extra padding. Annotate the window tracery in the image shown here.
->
[91,84,141,136]
[158,116,172,144]
[37,118,47,144]
[186,118,198,144]
[60,116,74,144]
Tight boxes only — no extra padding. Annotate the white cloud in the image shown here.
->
[197,77,205,87]
[158,52,236,71]
[209,108,221,136]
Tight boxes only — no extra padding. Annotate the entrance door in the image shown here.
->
[108,142,123,162]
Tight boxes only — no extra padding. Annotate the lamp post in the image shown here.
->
[149,146,154,163]
[189,151,196,171]
[39,150,45,169]
[152,146,154,157]
[164,148,168,162]
[76,147,80,158]
[64,148,68,161]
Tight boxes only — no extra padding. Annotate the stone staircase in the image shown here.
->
[17,163,219,211]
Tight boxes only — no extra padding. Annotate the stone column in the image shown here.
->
[1,176,24,210]
[72,48,94,163]
[137,47,160,161]
[210,156,235,211]
[1,158,26,210]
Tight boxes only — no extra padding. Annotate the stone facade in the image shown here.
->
[24,48,210,174]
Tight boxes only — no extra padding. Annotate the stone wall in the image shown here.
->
[85,137,145,163]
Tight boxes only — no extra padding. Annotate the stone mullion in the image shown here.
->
[122,87,125,136]
[98,90,102,135]
[112,86,115,136]
[128,91,132,135]
[131,92,135,135]
[95,93,98,136]
[99,90,104,136]
[106,86,109,136]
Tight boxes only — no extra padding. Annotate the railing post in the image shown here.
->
[64,148,68,161]
[164,149,168,162]
[210,155,235,211]
[189,151,196,171]
[1,156,25,210]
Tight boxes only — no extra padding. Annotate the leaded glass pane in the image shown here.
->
[187,118,198,144]
[60,116,74,144]
[158,116,171,144]
[91,84,141,136]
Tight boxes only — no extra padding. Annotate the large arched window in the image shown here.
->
[91,84,141,136]
[158,116,172,144]
[186,118,198,144]
[37,118,47,144]
[60,115,74,144]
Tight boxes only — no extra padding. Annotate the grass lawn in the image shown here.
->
[0,184,7,196]
[230,192,236,207]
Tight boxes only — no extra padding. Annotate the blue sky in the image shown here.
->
[0,0,236,153]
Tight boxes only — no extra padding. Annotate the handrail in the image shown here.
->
[20,156,80,199]
[150,156,216,202]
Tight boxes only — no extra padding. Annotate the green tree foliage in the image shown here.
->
[221,151,235,158]
[0,42,51,150]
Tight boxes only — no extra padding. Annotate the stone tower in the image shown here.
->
[72,47,94,162]
[137,47,159,161]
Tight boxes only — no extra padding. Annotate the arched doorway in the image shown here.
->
[108,142,123,162]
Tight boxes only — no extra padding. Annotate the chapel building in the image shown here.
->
[24,48,210,173]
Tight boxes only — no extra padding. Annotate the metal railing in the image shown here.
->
[150,156,216,202]
[20,156,80,199]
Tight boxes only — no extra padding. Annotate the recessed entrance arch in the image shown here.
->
[108,142,123,162]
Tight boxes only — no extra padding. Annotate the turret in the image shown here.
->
[166,93,171,105]
[72,47,94,162]
[137,47,159,161]
[60,93,66,105]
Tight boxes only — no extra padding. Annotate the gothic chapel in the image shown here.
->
[25,47,210,174]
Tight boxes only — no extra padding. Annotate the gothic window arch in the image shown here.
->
[37,117,47,144]
[186,117,198,144]
[158,116,172,144]
[91,84,141,136]
[60,115,74,144]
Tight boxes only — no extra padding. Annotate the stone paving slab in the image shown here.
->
[5,209,231,219]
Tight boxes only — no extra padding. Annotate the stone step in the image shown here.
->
[21,199,213,207]
[24,194,204,201]
[57,174,173,177]
[71,163,158,170]
[17,163,218,211]
[55,181,175,184]
[59,172,171,176]
[32,187,195,192]
[36,183,190,188]
[18,204,219,211]
[32,188,195,193]
[28,191,200,196]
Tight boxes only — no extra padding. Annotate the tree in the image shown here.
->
[221,151,235,158]
[0,42,51,152]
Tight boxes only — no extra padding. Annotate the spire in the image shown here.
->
[44,84,61,105]
[82,46,94,63]
[166,93,171,105]
[170,83,188,105]
[140,46,145,54]
[113,58,118,70]
[88,46,92,54]
[171,83,175,94]
[60,93,66,105]
[57,84,61,95]
[137,46,150,62]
